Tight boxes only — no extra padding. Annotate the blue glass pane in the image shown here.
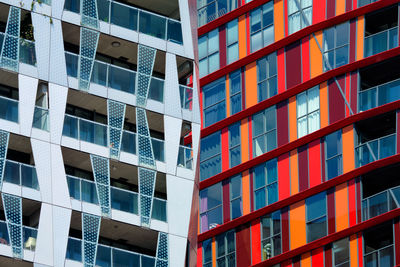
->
[141,256,155,267]
[266,158,277,183]
[255,188,266,210]
[21,165,38,189]
[110,2,138,30]
[111,187,138,214]
[254,164,265,189]
[96,245,111,267]
[167,20,183,44]
[4,161,20,185]
[306,192,326,221]
[151,198,167,222]
[139,11,166,39]
[368,191,388,219]
[0,97,18,122]
[63,115,78,138]
[231,198,242,219]
[108,65,136,94]
[200,132,221,161]
[66,238,82,262]
[113,249,140,267]
[267,182,278,205]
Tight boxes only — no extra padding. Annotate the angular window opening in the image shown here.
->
[363,221,394,267]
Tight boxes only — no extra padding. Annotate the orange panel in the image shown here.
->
[310,31,323,78]
[335,182,349,231]
[356,16,364,61]
[245,62,258,108]
[289,201,306,249]
[350,234,358,267]
[212,237,216,267]
[336,0,345,15]
[242,170,251,215]
[290,149,299,195]
[241,119,249,162]
[288,96,297,142]
[274,0,284,41]
[320,82,328,128]
[238,15,247,59]
[301,252,311,267]
[342,125,355,173]
[225,75,230,117]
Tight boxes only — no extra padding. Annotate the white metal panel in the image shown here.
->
[169,234,188,267]
[49,18,68,87]
[34,203,54,266]
[18,74,38,137]
[49,83,68,144]
[52,0,66,20]
[164,115,182,175]
[32,13,51,81]
[164,53,182,119]
[31,138,52,204]
[50,144,71,209]
[52,206,72,267]
[178,0,194,59]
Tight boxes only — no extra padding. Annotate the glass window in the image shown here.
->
[363,222,394,267]
[203,239,212,267]
[229,122,241,167]
[288,0,312,34]
[306,191,327,243]
[252,106,277,157]
[333,238,350,267]
[203,77,226,127]
[230,69,242,115]
[325,130,343,180]
[250,2,274,52]
[261,211,281,260]
[216,230,236,267]
[200,132,222,181]
[358,0,378,7]
[323,22,350,71]
[199,29,220,77]
[257,52,277,102]
[230,174,242,219]
[200,183,223,233]
[253,158,278,210]
[227,19,239,64]
[198,0,238,27]
[297,86,320,138]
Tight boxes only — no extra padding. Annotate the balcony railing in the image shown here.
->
[64,0,183,44]
[179,85,193,110]
[362,184,400,221]
[355,133,396,168]
[0,220,37,251]
[177,145,193,169]
[364,26,398,57]
[65,52,164,103]
[67,175,167,222]
[364,244,394,267]
[359,78,400,112]
[0,95,18,123]
[0,33,37,66]
[3,160,39,190]
[32,106,50,131]
[66,237,157,266]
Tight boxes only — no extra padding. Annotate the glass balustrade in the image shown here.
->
[32,106,50,131]
[364,244,394,267]
[23,226,38,251]
[111,186,138,214]
[19,39,37,66]
[362,185,400,221]
[152,198,167,222]
[121,130,136,154]
[148,77,164,103]
[364,27,398,57]
[62,114,107,146]
[355,133,396,168]
[177,145,193,169]
[65,52,78,78]
[0,95,18,123]
[179,85,193,110]
[66,237,157,267]
[359,78,400,112]
[3,160,39,190]
[63,0,183,44]
[151,137,165,162]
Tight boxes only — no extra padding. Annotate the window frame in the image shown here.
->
[202,238,213,267]
[288,0,313,34]
[202,77,226,127]
[260,210,282,260]
[226,19,239,64]
[323,22,350,72]
[215,230,236,267]
[324,130,343,180]
[253,158,278,210]
[250,1,274,52]
[229,69,242,115]
[332,238,350,267]
[199,182,223,232]
[229,122,241,168]
[197,0,238,27]
[252,106,277,157]
[199,29,220,77]
[257,52,278,103]
[305,191,327,243]
[200,131,222,181]
[296,86,320,138]
[230,174,242,220]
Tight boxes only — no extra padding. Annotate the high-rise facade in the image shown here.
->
[0,0,200,266]
[195,0,400,266]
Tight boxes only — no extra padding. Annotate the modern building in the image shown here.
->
[0,0,201,266]
[195,0,400,266]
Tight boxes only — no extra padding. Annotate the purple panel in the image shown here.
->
[285,40,302,89]
[281,207,290,253]
[222,179,230,223]
[277,100,289,147]
[346,0,352,12]
[327,0,335,19]
[328,77,346,124]
[327,188,336,234]
[350,71,358,114]
[349,19,356,63]
[298,145,309,192]
[219,25,227,68]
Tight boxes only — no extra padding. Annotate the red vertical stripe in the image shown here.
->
[356,178,362,224]
[348,179,357,227]
[394,218,400,265]
[281,207,290,253]
[197,242,202,267]
[350,71,358,114]
[327,0,336,19]
[349,19,357,63]
[327,188,336,234]
[298,145,309,192]
[286,41,302,89]
[312,247,324,266]
[346,0,352,11]
[219,26,227,68]
[321,138,326,183]
[222,179,230,223]
[236,225,252,267]
[277,100,289,147]
[284,0,288,37]
[277,48,286,93]
[221,127,229,171]
[251,219,262,265]
[278,153,291,200]
[358,233,364,267]
[325,246,333,267]
[308,139,322,188]
[301,36,310,82]
[313,0,326,24]
[353,0,357,13]
[282,260,292,267]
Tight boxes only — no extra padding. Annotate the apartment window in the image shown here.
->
[230,69,242,115]
[359,0,378,7]
[323,22,350,71]
[250,1,274,52]
[198,0,238,27]
[230,174,242,219]
[200,183,223,233]
[333,238,350,267]
[306,191,327,243]
[297,86,320,138]
[216,230,236,266]
[257,53,277,102]
[261,211,281,260]
[203,77,226,127]
[229,122,241,167]
[252,106,277,157]
[227,19,239,64]
[253,158,278,210]
[288,0,312,34]
[199,29,219,77]
[203,239,212,267]
[200,132,222,181]
[364,222,394,267]
[325,130,343,180]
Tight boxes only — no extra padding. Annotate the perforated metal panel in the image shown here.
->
[156,232,169,267]
[107,100,126,159]
[0,7,20,72]
[81,0,99,29]
[136,108,156,168]
[90,155,111,217]
[78,27,99,91]
[138,167,156,227]
[2,194,22,258]
[82,213,100,267]
[0,130,9,189]
[136,45,156,107]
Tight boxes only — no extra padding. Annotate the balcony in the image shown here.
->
[63,0,183,44]
[364,26,398,57]
[359,78,400,112]
[0,220,37,251]
[179,85,193,110]
[32,106,49,131]
[355,133,396,168]
[66,175,167,222]
[0,95,18,123]
[364,222,394,266]
[362,184,400,221]
[177,145,193,170]
[0,33,37,67]
[3,160,39,190]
